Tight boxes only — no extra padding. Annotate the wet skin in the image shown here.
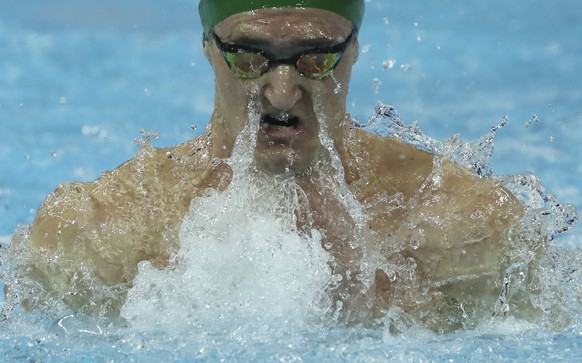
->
[207,8,357,175]
[10,8,526,329]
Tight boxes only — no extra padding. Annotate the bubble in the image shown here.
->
[372,77,382,94]
[382,59,396,70]
[81,124,107,139]
[525,114,541,128]
[0,187,12,197]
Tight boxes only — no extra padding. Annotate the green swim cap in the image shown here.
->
[199,0,365,35]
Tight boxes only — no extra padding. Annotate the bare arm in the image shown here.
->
[9,136,215,313]
[340,129,525,328]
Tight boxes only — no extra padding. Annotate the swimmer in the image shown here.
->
[8,0,530,330]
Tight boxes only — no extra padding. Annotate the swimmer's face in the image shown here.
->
[206,8,357,174]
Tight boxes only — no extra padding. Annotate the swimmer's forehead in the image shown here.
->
[214,8,353,46]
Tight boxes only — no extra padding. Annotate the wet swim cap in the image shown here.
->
[199,0,365,35]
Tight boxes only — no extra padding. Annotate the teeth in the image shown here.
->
[275,113,290,123]
[265,124,292,132]
[262,114,299,131]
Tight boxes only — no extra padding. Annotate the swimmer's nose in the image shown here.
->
[263,65,302,111]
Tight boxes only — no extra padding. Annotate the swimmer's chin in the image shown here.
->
[253,148,313,175]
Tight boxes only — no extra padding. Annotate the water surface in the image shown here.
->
[1,0,581,361]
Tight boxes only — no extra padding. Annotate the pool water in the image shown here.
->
[1,0,581,361]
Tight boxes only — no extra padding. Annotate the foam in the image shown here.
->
[121,91,335,332]
[0,236,10,246]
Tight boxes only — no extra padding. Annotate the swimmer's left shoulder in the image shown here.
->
[341,128,434,193]
[347,128,433,164]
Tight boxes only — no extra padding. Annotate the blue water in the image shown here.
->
[1,0,581,361]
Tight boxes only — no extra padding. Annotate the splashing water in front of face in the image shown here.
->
[312,101,380,289]
[121,179,334,334]
[121,89,336,333]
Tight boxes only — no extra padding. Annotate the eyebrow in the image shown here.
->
[237,36,338,48]
[217,29,355,53]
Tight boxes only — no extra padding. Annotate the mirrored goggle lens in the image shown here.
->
[296,52,343,80]
[224,51,343,80]
[224,51,269,79]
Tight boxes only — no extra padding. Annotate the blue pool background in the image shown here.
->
[1,0,581,361]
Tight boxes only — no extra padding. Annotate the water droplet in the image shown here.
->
[275,112,289,123]
[372,77,382,94]
[381,59,396,70]
[346,270,352,280]
[330,74,342,94]
[410,239,420,250]
[532,114,541,123]
[525,114,540,128]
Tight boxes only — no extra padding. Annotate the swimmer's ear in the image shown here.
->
[352,38,359,64]
[203,35,211,59]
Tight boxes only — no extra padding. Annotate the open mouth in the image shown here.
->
[261,113,301,131]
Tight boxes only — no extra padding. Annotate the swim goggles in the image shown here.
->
[212,28,355,80]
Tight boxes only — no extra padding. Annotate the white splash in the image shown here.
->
[121,90,334,333]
